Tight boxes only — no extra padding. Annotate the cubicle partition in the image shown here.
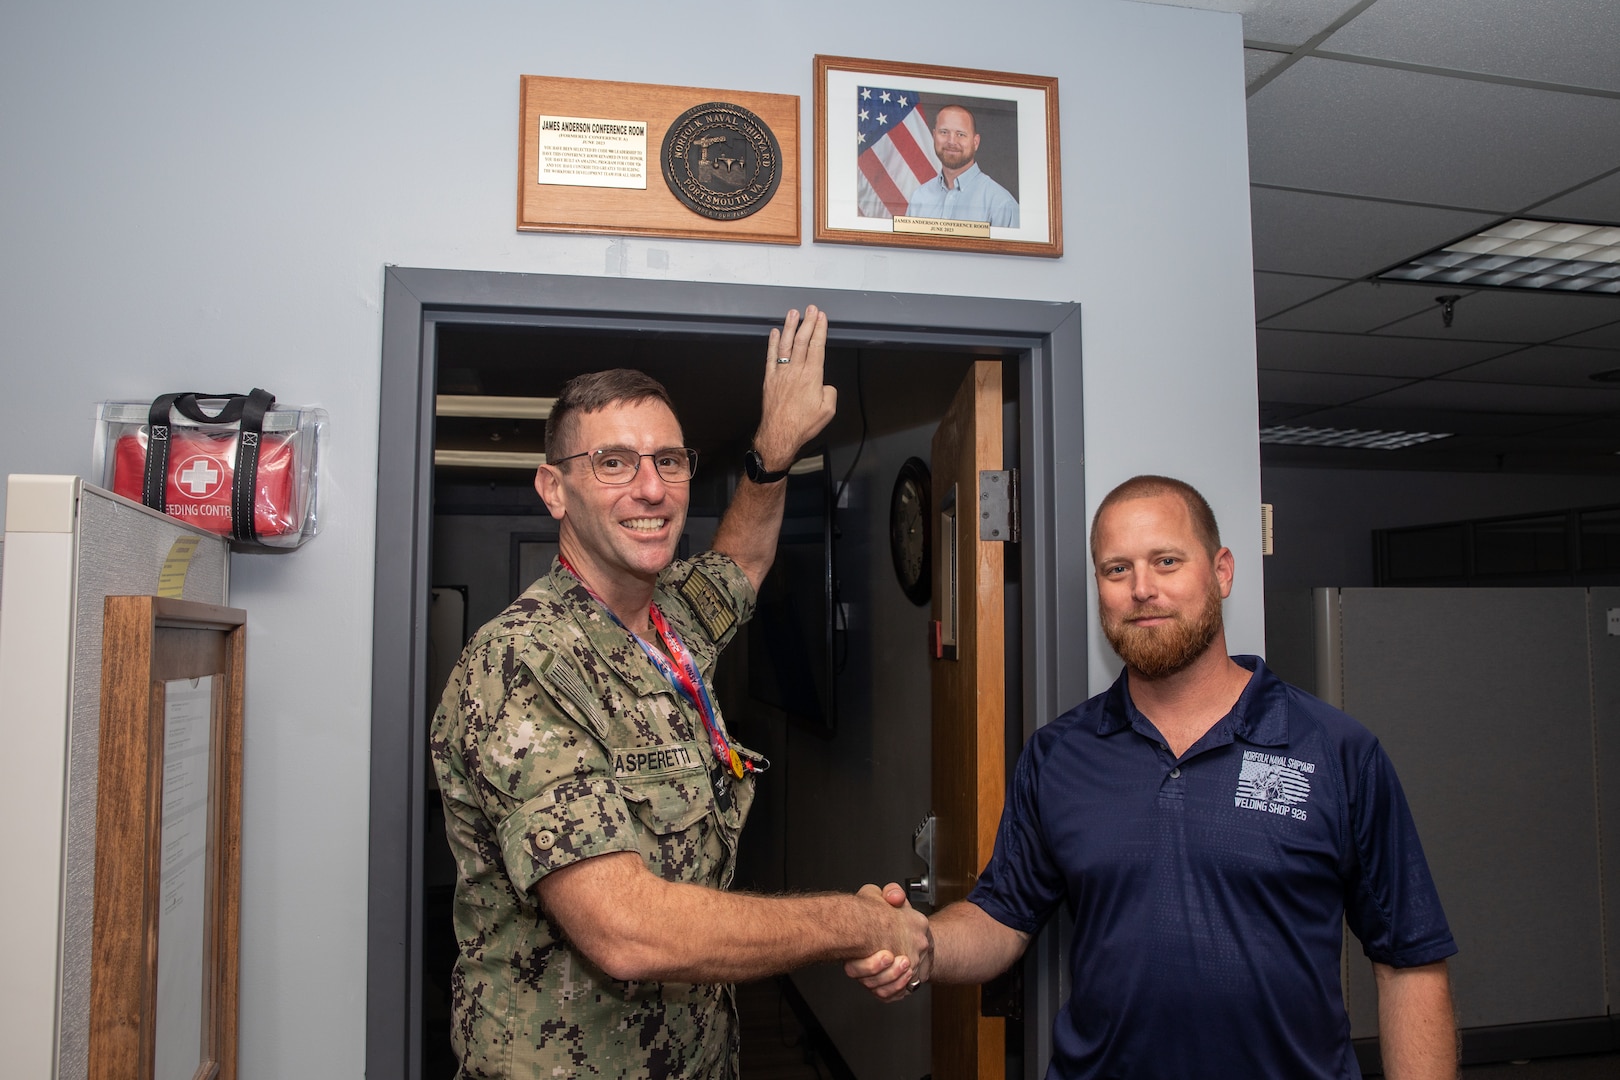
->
[1307,587,1620,1066]
[0,476,229,1080]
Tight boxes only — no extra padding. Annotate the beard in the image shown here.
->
[1101,579,1224,680]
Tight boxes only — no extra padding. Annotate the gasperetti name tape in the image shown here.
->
[613,741,704,778]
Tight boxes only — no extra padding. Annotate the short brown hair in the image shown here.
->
[1089,475,1221,560]
[934,103,977,133]
[544,369,677,461]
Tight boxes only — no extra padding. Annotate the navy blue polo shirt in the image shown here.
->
[968,656,1455,1080]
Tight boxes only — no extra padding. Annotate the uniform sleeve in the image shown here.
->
[660,550,756,654]
[966,737,1067,936]
[454,633,641,896]
[1344,740,1458,968]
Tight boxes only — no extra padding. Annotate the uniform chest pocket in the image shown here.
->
[617,769,713,835]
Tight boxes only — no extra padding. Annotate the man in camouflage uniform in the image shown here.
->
[432,305,933,1079]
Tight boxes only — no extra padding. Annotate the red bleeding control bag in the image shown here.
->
[96,391,326,550]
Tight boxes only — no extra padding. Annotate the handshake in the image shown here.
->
[838,883,1027,1001]
[845,882,935,1002]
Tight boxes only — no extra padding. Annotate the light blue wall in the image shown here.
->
[0,1,1258,1074]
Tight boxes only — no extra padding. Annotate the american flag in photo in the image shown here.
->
[855,86,941,218]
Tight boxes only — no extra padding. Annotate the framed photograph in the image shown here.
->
[814,55,1061,257]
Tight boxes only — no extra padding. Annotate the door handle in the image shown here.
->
[905,814,936,908]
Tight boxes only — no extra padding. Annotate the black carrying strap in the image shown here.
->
[142,388,277,543]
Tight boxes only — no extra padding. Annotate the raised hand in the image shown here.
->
[754,305,837,471]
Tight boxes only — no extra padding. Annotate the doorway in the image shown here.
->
[368,268,1086,1079]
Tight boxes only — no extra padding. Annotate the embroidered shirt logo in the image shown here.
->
[1235,749,1314,821]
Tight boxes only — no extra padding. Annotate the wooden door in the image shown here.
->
[930,360,1007,1080]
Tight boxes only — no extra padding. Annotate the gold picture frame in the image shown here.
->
[814,55,1062,257]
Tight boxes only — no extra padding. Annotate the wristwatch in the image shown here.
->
[744,449,790,484]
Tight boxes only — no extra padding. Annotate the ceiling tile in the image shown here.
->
[1217,0,1620,470]
[1258,400,1322,425]
[1250,187,1497,277]
[1245,49,1290,85]
[1258,441,1504,469]
[1242,0,1369,46]
[1257,328,1513,377]
[1258,369,1411,404]
[1500,434,1620,458]
[1319,0,1620,93]
[1287,404,1554,436]
[1260,280,1467,332]
[1441,344,1620,387]
[1403,434,1518,454]
[1557,319,1620,348]
[1451,433,1620,468]
[1533,169,1620,223]
[1374,289,1620,342]
[1488,434,1620,464]
[1358,379,1620,414]
[1534,416,1620,441]
[1253,271,1348,320]
[1247,57,1620,208]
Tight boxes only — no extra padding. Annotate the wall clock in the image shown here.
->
[889,457,931,606]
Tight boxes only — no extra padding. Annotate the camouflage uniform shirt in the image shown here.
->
[432,552,760,1079]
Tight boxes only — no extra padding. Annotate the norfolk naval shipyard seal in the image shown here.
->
[661,102,781,221]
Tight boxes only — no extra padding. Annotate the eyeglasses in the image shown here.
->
[550,446,698,485]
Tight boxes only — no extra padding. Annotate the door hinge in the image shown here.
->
[981,957,1024,1020]
[979,469,1019,543]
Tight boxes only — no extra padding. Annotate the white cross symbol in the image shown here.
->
[178,458,221,496]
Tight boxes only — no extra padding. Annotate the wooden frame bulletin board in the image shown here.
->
[517,74,800,245]
[89,597,246,1080]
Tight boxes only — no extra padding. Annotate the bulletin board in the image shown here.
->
[89,596,246,1080]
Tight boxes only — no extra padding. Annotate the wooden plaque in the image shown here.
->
[89,597,246,1080]
[517,74,800,245]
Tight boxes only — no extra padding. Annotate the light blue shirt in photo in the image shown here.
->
[905,162,1020,227]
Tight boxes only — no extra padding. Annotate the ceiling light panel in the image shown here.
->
[1259,425,1453,450]
[1381,219,1620,293]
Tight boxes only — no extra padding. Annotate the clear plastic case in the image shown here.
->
[94,396,327,550]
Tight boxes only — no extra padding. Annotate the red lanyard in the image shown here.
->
[558,556,748,779]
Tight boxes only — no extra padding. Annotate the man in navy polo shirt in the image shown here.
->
[850,475,1459,1079]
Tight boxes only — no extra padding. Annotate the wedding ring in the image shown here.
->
[776,355,793,364]
[907,977,921,991]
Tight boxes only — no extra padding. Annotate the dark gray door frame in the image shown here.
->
[369,265,1087,1078]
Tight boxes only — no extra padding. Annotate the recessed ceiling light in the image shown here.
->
[1379,218,1620,293]
[1260,425,1453,450]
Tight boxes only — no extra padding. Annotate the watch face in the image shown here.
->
[889,458,931,606]
[746,449,789,483]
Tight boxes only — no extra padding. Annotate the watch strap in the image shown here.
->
[745,449,790,484]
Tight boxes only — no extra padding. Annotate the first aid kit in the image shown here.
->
[95,390,326,550]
